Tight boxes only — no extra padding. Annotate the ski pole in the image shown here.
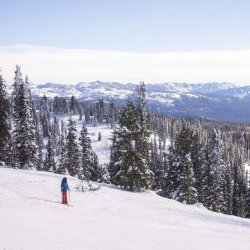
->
[68,189,70,204]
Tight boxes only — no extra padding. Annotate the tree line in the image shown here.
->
[0,66,250,218]
[0,66,108,182]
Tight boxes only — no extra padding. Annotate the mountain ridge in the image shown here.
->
[19,81,250,122]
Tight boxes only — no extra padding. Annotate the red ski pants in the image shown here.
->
[62,191,67,204]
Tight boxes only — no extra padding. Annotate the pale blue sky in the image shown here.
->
[1,0,250,52]
[1,0,250,84]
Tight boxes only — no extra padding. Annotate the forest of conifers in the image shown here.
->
[0,65,250,218]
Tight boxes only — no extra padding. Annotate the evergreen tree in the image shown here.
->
[177,153,197,204]
[98,164,110,183]
[96,99,105,123]
[65,118,80,176]
[12,65,22,105]
[53,96,68,114]
[40,95,51,137]
[245,183,250,218]
[0,73,10,163]
[89,151,102,182]
[225,163,233,215]
[202,129,226,213]
[190,130,206,202]
[135,82,154,189]
[37,139,43,171]
[150,134,164,189]
[98,131,102,141]
[163,123,198,204]
[84,103,91,124]
[109,100,153,191]
[69,95,78,115]
[79,105,83,121]
[12,70,38,169]
[232,143,247,217]
[52,116,60,155]
[43,133,56,172]
[79,123,94,180]
[4,131,17,168]
[222,135,234,215]
[108,101,116,128]
[56,133,67,174]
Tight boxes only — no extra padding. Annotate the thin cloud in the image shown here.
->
[0,45,250,85]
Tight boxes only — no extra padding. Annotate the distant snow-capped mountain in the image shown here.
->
[31,81,250,122]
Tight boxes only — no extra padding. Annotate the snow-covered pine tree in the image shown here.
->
[78,123,94,180]
[137,81,148,129]
[237,137,248,218]
[135,81,154,189]
[12,71,38,169]
[161,143,176,198]
[4,131,16,167]
[0,73,10,163]
[109,99,153,191]
[51,116,60,155]
[69,95,78,115]
[150,135,158,185]
[89,151,103,182]
[43,133,56,172]
[245,180,250,218]
[98,131,102,141]
[232,158,240,216]
[35,112,44,171]
[11,65,22,105]
[37,138,43,171]
[232,142,247,217]
[150,134,164,189]
[40,95,51,137]
[190,129,206,202]
[98,163,110,183]
[84,102,91,124]
[163,123,198,204]
[222,135,234,215]
[239,173,248,217]
[65,118,80,176]
[53,96,68,114]
[96,99,105,123]
[108,101,116,128]
[92,104,97,127]
[202,129,226,213]
[177,153,198,204]
[56,133,67,174]
[79,105,83,121]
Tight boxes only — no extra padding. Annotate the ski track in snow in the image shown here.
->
[1,168,250,250]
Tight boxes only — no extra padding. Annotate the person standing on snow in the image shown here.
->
[61,177,70,204]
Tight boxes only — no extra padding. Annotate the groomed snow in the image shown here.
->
[1,168,250,250]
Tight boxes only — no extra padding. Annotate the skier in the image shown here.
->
[61,177,70,204]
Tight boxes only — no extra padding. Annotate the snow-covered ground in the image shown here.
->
[1,168,250,250]
[86,124,113,165]
[49,114,114,165]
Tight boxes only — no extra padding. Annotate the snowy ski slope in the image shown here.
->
[1,167,250,250]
